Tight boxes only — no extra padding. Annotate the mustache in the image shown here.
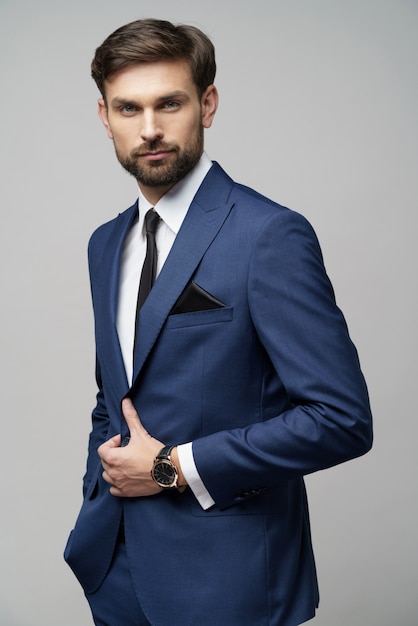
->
[131,141,179,157]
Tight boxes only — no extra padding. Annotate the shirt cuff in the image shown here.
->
[177,442,215,510]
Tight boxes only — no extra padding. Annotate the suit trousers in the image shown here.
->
[85,530,151,626]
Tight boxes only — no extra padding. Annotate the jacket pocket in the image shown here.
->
[166,306,233,329]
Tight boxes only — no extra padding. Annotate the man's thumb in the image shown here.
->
[121,398,143,435]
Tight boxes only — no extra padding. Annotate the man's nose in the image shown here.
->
[140,111,163,142]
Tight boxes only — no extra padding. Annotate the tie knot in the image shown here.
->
[144,209,160,235]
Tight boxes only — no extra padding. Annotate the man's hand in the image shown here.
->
[98,398,163,497]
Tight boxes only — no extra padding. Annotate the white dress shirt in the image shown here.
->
[116,152,215,509]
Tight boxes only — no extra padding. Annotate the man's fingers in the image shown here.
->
[98,433,121,459]
[107,434,122,447]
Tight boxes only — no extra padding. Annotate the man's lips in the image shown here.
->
[138,150,174,161]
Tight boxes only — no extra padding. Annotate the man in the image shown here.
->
[65,18,373,626]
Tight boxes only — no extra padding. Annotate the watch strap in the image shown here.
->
[156,445,175,461]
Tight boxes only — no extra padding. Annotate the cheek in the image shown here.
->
[112,126,137,149]
[179,116,202,145]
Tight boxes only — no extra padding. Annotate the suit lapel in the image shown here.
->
[95,203,138,400]
[131,163,234,383]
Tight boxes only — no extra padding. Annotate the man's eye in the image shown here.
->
[120,105,137,115]
[162,101,179,110]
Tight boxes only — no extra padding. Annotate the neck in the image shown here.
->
[137,182,176,205]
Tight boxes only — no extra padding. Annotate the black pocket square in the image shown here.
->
[170,281,226,315]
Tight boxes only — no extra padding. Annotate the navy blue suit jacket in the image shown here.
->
[65,163,372,625]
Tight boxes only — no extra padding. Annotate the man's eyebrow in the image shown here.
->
[110,91,190,108]
[157,91,189,102]
[110,97,137,108]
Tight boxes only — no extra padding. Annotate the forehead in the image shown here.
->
[104,59,197,102]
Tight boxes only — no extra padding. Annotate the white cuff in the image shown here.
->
[177,443,215,510]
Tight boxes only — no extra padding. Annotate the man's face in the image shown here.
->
[98,59,218,203]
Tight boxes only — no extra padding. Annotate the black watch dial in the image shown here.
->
[153,460,177,487]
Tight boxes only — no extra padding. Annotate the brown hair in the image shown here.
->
[91,18,216,98]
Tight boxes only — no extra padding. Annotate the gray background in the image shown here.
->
[1,0,417,624]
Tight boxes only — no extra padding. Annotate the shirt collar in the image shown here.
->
[137,152,213,235]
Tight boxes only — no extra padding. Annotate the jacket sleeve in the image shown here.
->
[192,209,373,510]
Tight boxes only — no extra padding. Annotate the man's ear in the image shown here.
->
[201,85,219,129]
[98,98,114,139]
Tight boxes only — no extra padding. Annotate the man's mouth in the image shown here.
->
[139,150,174,161]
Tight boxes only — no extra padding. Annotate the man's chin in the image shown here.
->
[134,168,181,188]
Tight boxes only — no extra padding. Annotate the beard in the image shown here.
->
[114,124,204,188]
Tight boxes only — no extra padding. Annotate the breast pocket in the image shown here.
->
[166,306,233,329]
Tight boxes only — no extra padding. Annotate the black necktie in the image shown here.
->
[135,208,160,330]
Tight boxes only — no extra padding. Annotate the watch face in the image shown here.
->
[152,460,177,487]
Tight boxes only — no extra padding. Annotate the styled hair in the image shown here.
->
[91,18,216,98]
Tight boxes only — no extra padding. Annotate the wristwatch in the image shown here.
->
[151,445,186,491]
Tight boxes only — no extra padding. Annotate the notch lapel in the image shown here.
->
[131,163,234,384]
